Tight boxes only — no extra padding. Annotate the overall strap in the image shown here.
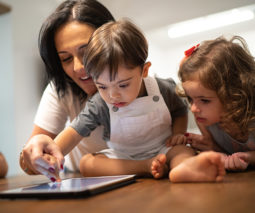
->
[143,76,160,96]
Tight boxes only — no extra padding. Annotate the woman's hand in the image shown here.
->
[21,134,64,181]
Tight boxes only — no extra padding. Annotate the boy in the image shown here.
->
[52,19,225,182]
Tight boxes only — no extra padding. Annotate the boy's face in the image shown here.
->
[182,78,224,126]
[95,63,150,108]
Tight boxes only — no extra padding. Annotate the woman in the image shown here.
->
[19,0,115,177]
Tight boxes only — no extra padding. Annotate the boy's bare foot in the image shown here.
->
[150,154,168,179]
[169,151,225,183]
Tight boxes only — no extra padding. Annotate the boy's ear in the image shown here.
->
[142,62,151,78]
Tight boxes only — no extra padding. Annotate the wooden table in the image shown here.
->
[0,171,255,213]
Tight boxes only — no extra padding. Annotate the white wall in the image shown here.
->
[146,18,255,132]
[147,20,255,82]
[0,0,60,176]
[0,12,16,176]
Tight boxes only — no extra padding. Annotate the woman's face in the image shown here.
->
[54,21,97,95]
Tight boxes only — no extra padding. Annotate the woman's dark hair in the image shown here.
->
[39,0,115,101]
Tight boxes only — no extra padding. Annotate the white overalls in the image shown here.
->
[100,76,172,160]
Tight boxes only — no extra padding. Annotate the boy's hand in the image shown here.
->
[166,134,187,146]
[224,152,250,171]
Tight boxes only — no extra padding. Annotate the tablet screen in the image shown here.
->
[0,175,136,199]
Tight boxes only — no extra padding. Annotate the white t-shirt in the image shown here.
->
[34,83,107,172]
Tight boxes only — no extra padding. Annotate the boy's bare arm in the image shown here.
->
[54,127,83,156]
[172,114,188,135]
[166,114,188,146]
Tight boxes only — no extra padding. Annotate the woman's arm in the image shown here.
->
[20,83,69,176]
[29,124,57,139]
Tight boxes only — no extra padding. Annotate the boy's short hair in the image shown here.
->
[84,19,148,80]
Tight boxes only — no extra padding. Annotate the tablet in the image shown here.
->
[0,175,136,199]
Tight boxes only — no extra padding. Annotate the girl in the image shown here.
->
[20,0,115,176]
[178,36,255,171]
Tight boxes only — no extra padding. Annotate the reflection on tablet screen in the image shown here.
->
[21,176,134,193]
[0,175,136,199]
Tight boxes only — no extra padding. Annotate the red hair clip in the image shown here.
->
[184,44,200,57]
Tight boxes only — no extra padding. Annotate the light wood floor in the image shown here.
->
[0,170,255,213]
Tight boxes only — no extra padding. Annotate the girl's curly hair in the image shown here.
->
[178,36,255,136]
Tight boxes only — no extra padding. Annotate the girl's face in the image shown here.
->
[94,62,150,108]
[182,78,224,126]
[54,21,97,95]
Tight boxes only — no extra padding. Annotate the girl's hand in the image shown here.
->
[185,132,217,151]
[21,134,64,181]
[166,134,187,146]
[224,152,250,171]
[185,123,223,151]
